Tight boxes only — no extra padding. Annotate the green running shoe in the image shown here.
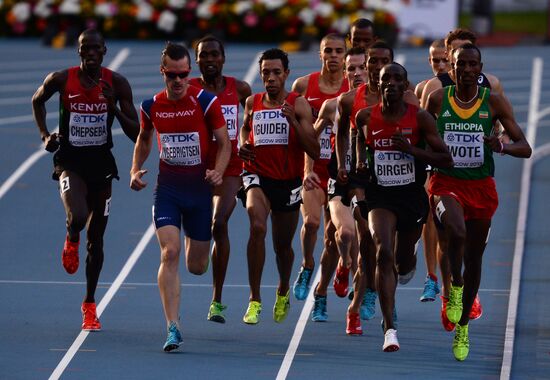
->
[453,323,469,361]
[447,285,464,324]
[207,301,227,323]
[243,301,262,324]
[273,290,290,323]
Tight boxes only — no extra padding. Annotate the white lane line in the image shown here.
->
[500,57,542,380]
[48,223,155,380]
[276,267,321,380]
[0,48,130,202]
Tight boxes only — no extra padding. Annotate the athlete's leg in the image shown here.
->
[59,170,89,242]
[211,176,240,302]
[271,209,300,296]
[299,187,325,270]
[156,225,182,326]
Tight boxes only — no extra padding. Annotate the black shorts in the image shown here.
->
[53,147,118,184]
[359,184,429,231]
[327,177,353,207]
[239,172,302,212]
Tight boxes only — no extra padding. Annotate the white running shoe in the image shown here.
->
[398,267,416,285]
[383,328,400,352]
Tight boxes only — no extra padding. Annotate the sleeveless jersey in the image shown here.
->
[244,92,304,180]
[140,86,226,178]
[435,85,494,179]
[365,103,426,189]
[438,72,491,89]
[348,83,370,172]
[60,66,114,151]
[188,76,241,173]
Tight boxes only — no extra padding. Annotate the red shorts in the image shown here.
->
[224,154,243,177]
[428,173,498,221]
[313,160,329,200]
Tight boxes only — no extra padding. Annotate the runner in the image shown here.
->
[189,35,252,323]
[238,48,319,324]
[130,42,230,351]
[31,29,139,331]
[347,18,377,49]
[356,62,452,351]
[426,44,531,360]
[291,33,348,301]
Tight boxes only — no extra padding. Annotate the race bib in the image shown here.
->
[216,105,238,141]
[68,112,108,147]
[287,185,303,206]
[252,109,289,146]
[242,173,260,190]
[327,178,336,195]
[374,149,415,187]
[444,131,484,168]
[319,126,332,160]
[159,132,201,166]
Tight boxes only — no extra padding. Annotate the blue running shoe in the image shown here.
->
[420,275,440,302]
[360,288,377,320]
[293,267,313,301]
[311,294,328,322]
[381,306,398,332]
[163,321,183,352]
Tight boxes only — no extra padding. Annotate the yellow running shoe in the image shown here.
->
[446,285,463,324]
[243,301,262,324]
[273,290,290,323]
[453,323,470,361]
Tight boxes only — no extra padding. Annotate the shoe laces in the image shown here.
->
[424,278,438,293]
[314,296,327,311]
[248,301,261,314]
[448,286,463,308]
[298,268,312,286]
[454,325,468,344]
[212,302,227,312]
[363,289,377,305]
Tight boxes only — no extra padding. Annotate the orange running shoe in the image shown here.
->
[346,312,362,335]
[62,235,79,274]
[333,265,350,298]
[469,294,483,320]
[441,296,456,332]
[82,302,101,331]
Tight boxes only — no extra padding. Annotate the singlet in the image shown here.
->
[244,92,304,180]
[59,66,114,152]
[140,86,226,179]
[188,76,241,170]
[348,83,371,172]
[435,85,494,180]
[365,103,426,189]
[438,72,491,89]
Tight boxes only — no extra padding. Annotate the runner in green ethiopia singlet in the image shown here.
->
[435,85,494,180]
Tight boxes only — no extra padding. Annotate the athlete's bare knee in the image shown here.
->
[336,225,354,245]
[212,217,228,239]
[303,218,320,235]
[376,246,393,269]
[160,246,179,268]
[66,210,87,232]
[445,222,466,244]
[250,221,267,238]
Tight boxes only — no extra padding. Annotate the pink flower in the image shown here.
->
[244,11,258,28]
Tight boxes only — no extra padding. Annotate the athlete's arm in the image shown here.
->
[420,77,442,109]
[335,92,352,183]
[284,95,319,160]
[236,79,252,107]
[110,73,139,142]
[314,98,335,137]
[355,107,371,173]
[414,80,427,100]
[291,75,308,96]
[486,94,532,158]
[129,112,154,191]
[238,95,255,162]
[404,89,420,107]
[208,125,231,186]
[425,88,444,119]
[32,70,67,152]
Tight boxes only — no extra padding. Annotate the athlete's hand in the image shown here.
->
[238,142,255,162]
[337,168,348,185]
[43,133,60,153]
[303,171,321,191]
[356,161,368,175]
[281,102,298,126]
[100,79,116,112]
[484,134,505,154]
[391,128,412,153]
[205,169,223,186]
[130,169,148,191]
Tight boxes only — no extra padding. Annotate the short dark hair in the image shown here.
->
[161,42,191,67]
[445,28,477,48]
[383,62,408,81]
[345,46,366,59]
[194,35,225,59]
[78,29,104,45]
[368,40,394,62]
[259,48,289,70]
[350,18,375,32]
[454,42,482,61]
[430,39,445,49]
[321,32,346,47]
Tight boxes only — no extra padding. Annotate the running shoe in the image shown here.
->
[292,267,313,301]
[383,328,400,352]
[62,235,79,274]
[440,296,456,332]
[398,267,416,285]
[243,301,262,325]
[360,288,377,320]
[419,275,440,302]
[346,312,362,335]
[447,285,464,324]
[81,302,101,331]
[163,321,183,352]
[348,290,355,301]
[273,290,290,323]
[207,301,227,324]
[380,306,398,332]
[453,323,469,361]
[469,294,483,320]
[333,265,350,298]
[311,294,328,322]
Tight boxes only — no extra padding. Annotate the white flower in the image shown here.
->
[136,1,154,22]
[314,2,333,18]
[234,0,252,15]
[197,0,214,18]
[168,0,187,9]
[357,10,374,22]
[158,10,178,33]
[298,8,315,26]
[95,2,115,18]
[331,17,350,34]
[34,0,54,19]
[12,2,31,22]
[260,0,285,11]
[59,0,81,15]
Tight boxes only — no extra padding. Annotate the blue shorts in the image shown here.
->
[152,180,212,241]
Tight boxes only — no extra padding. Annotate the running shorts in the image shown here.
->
[239,172,302,212]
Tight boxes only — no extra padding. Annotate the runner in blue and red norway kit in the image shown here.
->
[190,35,252,323]
[291,33,349,302]
[356,63,452,352]
[32,29,139,332]
[238,48,319,325]
[130,42,230,352]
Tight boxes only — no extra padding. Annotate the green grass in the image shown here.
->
[460,11,548,35]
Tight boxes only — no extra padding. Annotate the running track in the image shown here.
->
[0,39,549,380]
